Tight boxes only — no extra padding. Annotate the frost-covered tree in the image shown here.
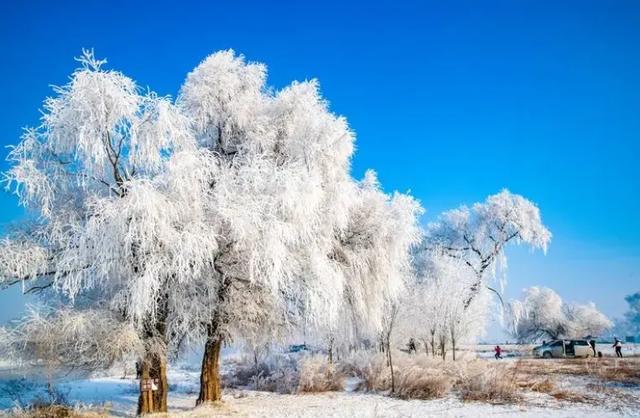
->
[422,190,551,309]
[0,306,142,374]
[402,253,489,360]
[173,51,423,404]
[624,292,640,334]
[565,302,613,339]
[614,292,640,337]
[0,50,204,414]
[173,51,355,404]
[1,49,424,412]
[506,286,612,342]
[319,171,423,361]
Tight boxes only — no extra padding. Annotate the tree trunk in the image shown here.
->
[197,336,223,404]
[137,348,168,415]
[450,327,457,361]
[137,295,169,416]
[439,336,447,361]
[386,339,395,393]
[328,336,334,364]
[430,332,436,358]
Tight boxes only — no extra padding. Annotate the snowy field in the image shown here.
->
[1,345,639,417]
[1,369,639,417]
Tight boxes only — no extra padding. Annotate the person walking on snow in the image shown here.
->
[613,338,623,358]
[494,345,502,359]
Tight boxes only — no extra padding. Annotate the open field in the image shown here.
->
[1,346,639,417]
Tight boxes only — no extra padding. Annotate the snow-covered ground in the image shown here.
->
[1,347,639,417]
[3,370,638,417]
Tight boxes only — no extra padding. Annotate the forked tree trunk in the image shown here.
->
[197,335,223,404]
[137,348,168,414]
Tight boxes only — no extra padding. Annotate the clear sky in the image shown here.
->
[0,0,638,336]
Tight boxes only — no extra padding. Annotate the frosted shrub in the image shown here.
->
[338,350,507,400]
[339,351,391,391]
[223,352,300,394]
[298,355,345,393]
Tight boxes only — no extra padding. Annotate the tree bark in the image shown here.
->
[387,343,395,393]
[328,336,334,364]
[450,327,457,361]
[197,335,223,404]
[137,295,169,416]
[137,348,168,414]
[430,331,436,358]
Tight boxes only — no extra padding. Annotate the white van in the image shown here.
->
[532,339,593,358]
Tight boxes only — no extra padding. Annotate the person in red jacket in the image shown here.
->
[494,345,503,359]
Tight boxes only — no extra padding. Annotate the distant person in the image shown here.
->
[613,338,623,358]
[407,338,417,354]
[589,339,597,356]
[494,345,502,359]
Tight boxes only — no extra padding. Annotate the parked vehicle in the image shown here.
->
[532,339,592,358]
[287,344,309,353]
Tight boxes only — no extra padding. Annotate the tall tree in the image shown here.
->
[176,51,424,404]
[0,50,203,414]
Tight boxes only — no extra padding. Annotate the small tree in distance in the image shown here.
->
[423,190,551,309]
[506,286,612,342]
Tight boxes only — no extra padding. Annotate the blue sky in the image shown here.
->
[0,0,638,335]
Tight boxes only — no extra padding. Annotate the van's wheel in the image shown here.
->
[543,351,552,358]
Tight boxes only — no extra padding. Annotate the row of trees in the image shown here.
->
[376,191,552,368]
[0,49,608,413]
[0,50,423,414]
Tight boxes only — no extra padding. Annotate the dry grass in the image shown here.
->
[222,353,300,394]
[297,355,345,393]
[512,357,640,385]
[548,390,591,403]
[457,366,522,404]
[7,405,110,418]
[338,351,522,402]
[338,351,391,391]
[394,372,451,400]
[516,376,556,393]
